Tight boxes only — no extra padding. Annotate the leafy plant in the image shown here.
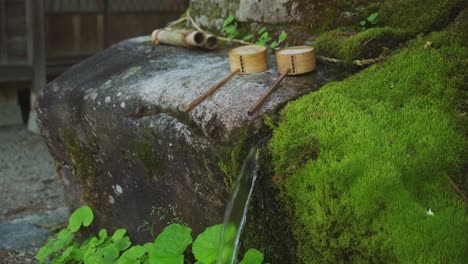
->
[221,15,240,39]
[37,206,264,264]
[221,16,288,49]
[360,12,379,28]
[269,31,288,49]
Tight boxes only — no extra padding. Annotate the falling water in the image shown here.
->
[216,148,260,264]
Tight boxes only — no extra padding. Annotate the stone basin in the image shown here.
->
[36,36,353,259]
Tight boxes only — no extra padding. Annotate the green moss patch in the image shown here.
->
[380,0,465,34]
[133,139,166,179]
[312,0,465,62]
[61,130,108,213]
[313,27,410,62]
[217,126,253,190]
[269,31,467,263]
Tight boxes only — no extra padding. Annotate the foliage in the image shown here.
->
[360,12,379,28]
[269,31,468,263]
[37,206,264,264]
[379,0,466,33]
[221,15,288,49]
[312,26,411,61]
[221,15,240,40]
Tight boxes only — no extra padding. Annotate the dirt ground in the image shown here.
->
[0,125,68,263]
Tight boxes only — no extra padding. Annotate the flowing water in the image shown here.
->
[216,148,260,264]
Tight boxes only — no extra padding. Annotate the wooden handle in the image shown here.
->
[184,69,240,113]
[248,69,289,116]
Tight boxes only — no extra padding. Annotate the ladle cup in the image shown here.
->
[248,46,316,115]
[184,45,268,113]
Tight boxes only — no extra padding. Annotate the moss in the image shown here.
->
[269,31,468,263]
[61,130,108,213]
[311,0,466,62]
[216,125,253,190]
[448,8,468,45]
[313,26,411,61]
[379,0,465,34]
[133,139,165,179]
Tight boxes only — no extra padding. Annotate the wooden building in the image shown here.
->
[0,0,188,128]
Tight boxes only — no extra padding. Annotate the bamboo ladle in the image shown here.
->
[184,45,268,113]
[248,46,316,116]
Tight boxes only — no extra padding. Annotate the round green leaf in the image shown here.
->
[112,229,127,242]
[239,249,263,264]
[68,206,94,232]
[192,224,223,264]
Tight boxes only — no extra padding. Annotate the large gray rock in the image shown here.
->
[36,36,352,261]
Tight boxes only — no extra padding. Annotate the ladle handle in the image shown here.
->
[184,69,240,113]
[248,69,289,116]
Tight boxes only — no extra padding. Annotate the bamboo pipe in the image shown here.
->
[248,69,289,116]
[204,33,218,50]
[184,69,240,113]
[152,28,206,48]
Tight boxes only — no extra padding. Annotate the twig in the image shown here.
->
[362,36,376,47]
[448,177,468,203]
[166,16,187,27]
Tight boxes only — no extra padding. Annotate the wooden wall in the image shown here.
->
[0,0,28,65]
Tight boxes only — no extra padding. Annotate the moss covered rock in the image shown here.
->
[269,30,468,262]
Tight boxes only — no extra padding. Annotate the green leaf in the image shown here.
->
[223,15,235,28]
[99,229,108,239]
[112,229,127,242]
[55,246,74,263]
[367,12,379,23]
[115,237,131,251]
[118,246,147,264]
[279,31,288,42]
[192,224,222,264]
[147,224,192,264]
[270,41,279,49]
[101,245,120,263]
[360,20,366,26]
[36,239,54,260]
[148,255,183,264]
[68,206,94,233]
[239,249,263,264]
[258,27,266,34]
[260,32,269,39]
[243,34,254,41]
[52,229,73,252]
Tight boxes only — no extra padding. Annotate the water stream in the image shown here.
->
[216,148,260,264]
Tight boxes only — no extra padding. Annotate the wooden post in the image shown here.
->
[0,0,7,64]
[25,0,46,133]
[103,0,110,47]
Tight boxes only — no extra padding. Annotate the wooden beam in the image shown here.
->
[25,0,46,94]
[0,65,33,82]
[103,0,110,47]
[0,0,7,64]
[25,0,46,132]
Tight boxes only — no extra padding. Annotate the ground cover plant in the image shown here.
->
[36,206,263,264]
[268,27,468,263]
[311,0,466,62]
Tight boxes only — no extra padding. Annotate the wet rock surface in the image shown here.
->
[36,36,354,256]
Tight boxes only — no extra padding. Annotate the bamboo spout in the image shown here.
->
[152,28,218,50]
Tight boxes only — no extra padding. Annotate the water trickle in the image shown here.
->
[217,148,260,264]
